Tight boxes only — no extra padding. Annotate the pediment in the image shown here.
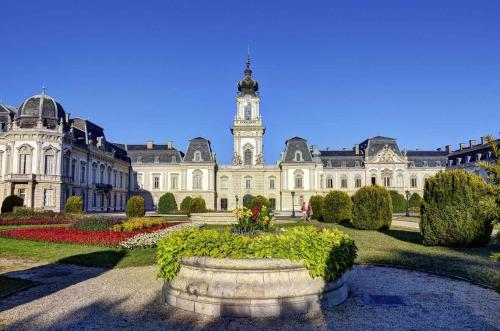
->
[368,144,407,164]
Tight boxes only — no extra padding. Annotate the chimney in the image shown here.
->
[147,140,153,149]
[355,144,360,155]
[480,136,486,145]
[167,140,173,149]
[326,147,330,151]
[65,113,70,123]
[437,148,442,151]
[469,140,477,147]
[445,145,452,153]
[459,143,466,150]
[343,147,349,151]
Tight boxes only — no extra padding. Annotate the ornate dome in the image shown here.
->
[17,90,66,129]
[237,56,259,96]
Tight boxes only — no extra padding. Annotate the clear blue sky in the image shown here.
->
[1,0,499,164]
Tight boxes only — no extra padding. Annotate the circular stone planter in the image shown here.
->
[162,256,348,317]
[189,212,236,224]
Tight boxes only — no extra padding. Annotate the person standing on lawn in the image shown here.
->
[307,203,313,221]
[301,202,307,221]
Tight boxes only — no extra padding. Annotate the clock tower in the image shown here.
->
[231,55,265,167]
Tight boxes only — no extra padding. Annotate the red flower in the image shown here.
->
[0,222,186,246]
[0,218,73,226]
[252,208,260,221]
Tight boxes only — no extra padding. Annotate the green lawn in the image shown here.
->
[1,220,499,291]
[0,275,34,297]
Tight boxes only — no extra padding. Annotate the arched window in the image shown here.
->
[326,176,334,189]
[92,163,98,184]
[221,176,229,189]
[193,151,202,162]
[244,149,252,165]
[341,175,348,189]
[44,148,56,175]
[244,103,252,120]
[100,164,105,184]
[294,170,303,189]
[371,175,377,185]
[295,151,303,162]
[397,174,403,187]
[18,145,32,174]
[355,175,362,188]
[411,175,418,188]
[107,167,112,185]
[193,170,202,189]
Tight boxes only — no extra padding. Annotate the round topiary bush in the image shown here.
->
[389,191,406,214]
[125,195,145,218]
[322,191,352,223]
[189,197,207,213]
[352,186,392,230]
[243,194,254,208]
[180,196,192,213]
[1,195,24,214]
[408,192,423,209]
[250,195,270,210]
[158,193,178,214]
[308,195,324,220]
[64,196,84,214]
[420,170,494,247]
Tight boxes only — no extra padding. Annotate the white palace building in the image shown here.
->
[0,56,451,212]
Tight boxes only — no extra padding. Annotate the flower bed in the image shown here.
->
[111,218,169,232]
[0,218,74,226]
[120,222,204,249]
[0,222,186,246]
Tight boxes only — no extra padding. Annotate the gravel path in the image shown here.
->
[0,259,498,331]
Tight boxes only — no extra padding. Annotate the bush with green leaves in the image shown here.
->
[408,192,423,209]
[125,195,145,218]
[250,195,270,210]
[308,195,324,220]
[352,185,392,230]
[1,195,24,214]
[420,170,494,247]
[64,196,84,214]
[243,195,254,208]
[157,226,357,282]
[322,190,352,223]
[389,191,406,213]
[179,196,192,213]
[70,216,124,231]
[189,197,207,213]
[158,193,178,214]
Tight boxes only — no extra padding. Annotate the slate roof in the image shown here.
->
[126,144,184,164]
[407,150,448,167]
[0,104,17,131]
[183,137,215,163]
[448,139,499,166]
[18,94,66,130]
[359,136,402,158]
[282,137,313,163]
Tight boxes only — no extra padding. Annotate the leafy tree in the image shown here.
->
[352,186,392,230]
[180,196,192,213]
[389,191,406,213]
[189,197,207,213]
[408,193,423,209]
[1,195,24,214]
[64,196,84,214]
[125,195,145,218]
[250,195,270,210]
[308,195,325,220]
[322,191,352,223]
[158,193,178,214]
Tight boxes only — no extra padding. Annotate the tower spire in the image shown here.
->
[244,46,252,77]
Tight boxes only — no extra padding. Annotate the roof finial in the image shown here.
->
[247,45,250,65]
[244,45,252,77]
[41,84,46,96]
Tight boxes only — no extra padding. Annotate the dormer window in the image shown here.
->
[341,161,347,168]
[355,160,361,168]
[137,155,142,163]
[327,160,332,168]
[423,160,428,167]
[171,156,177,163]
[465,155,471,163]
[295,151,303,162]
[194,151,202,162]
[154,156,160,164]
[476,153,482,161]
[435,160,441,167]
[409,161,415,168]
[457,157,462,164]
[448,160,453,167]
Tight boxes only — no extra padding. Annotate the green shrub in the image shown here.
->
[420,170,493,247]
[322,191,352,223]
[1,195,24,214]
[125,195,145,218]
[352,186,392,230]
[13,207,56,219]
[243,195,254,208]
[308,195,325,220]
[250,195,270,210]
[179,196,192,213]
[64,196,84,214]
[157,226,357,282]
[408,192,423,209]
[189,197,207,213]
[158,193,178,214]
[389,191,406,213]
[70,216,124,231]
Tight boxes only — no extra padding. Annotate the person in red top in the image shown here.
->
[300,202,307,221]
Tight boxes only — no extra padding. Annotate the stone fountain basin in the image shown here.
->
[162,256,348,317]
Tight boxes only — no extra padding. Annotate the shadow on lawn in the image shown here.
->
[380,227,423,245]
[0,250,125,313]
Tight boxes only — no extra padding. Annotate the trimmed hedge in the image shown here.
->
[420,170,493,247]
[157,226,357,282]
[308,195,324,220]
[64,196,84,214]
[70,216,123,231]
[408,193,423,209]
[125,195,145,218]
[250,195,270,210]
[1,195,24,214]
[322,191,352,223]
[243,195,254,208]
[352,186,392,230]
[179,196,192,213]
[158,193,178,214]
[189,197,207,213]
[389,191,406,214]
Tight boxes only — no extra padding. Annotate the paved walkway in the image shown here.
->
[0,258,498,330]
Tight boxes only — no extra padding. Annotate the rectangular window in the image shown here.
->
[137,173,143,189]
[295,177,303,189]
[371,176,376,185]
[341,178,348,189]
[411,177,417,188]
[80,163,86,183]
[44,155,54,175]
[71,160,76,181]
[220,198,228,211]
[93,192,97,208]
[269,179,275,189]
[269,198,276,210]
[153,174,160,189]
[18,189,26,204]
[383,177,391,187]
[245,179,251,189]
[171,174,178,189]
[19,154,29,174]
[355,178,362,188]
[44,189,54,207]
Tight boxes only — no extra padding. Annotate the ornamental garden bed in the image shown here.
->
[157,225,357,317]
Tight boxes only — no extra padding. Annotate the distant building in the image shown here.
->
[447,137,499,181]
